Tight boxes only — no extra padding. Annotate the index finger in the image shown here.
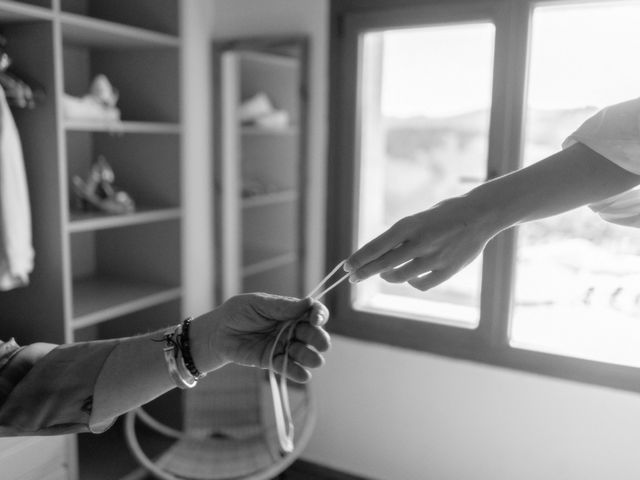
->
[345,222,406,274]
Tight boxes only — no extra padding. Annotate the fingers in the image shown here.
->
[294,322,331,352]
[344,220,408,275]
[349,242,418,282]
[269,322,330,383]
[408,269,453,291]
[307,300,329,327]
[271,354,313,383]
[287,341,325,368]
[380,256,434,283]
[251,293,313,321]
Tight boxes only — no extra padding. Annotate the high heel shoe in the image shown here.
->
[73,155,135,214]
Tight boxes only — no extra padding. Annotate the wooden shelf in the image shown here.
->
[68,207,181,232]
[60,12,180,48]
[241,125,299,136]
[72,276,182,329]
[0,1,52,21]
[65,120,181,134]
[0,1,182,477]
[240,50,300,69]
[243,252,297,277]
[242,190,298,209]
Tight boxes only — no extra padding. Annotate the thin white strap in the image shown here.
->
[306,259,347,299]
[269,259,350,454]
[311,272,350,300]
[269,321,296,453]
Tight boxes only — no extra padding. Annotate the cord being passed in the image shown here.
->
[268,260,349,454]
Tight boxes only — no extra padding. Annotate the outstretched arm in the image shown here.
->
[0,294,329,435]
[345,143,640,291]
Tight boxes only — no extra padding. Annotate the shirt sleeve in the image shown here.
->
[562,97,640,226]
[0,338,120,436]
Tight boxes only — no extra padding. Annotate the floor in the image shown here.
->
[278,460,370,480]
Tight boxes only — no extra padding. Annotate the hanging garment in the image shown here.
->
[0,84,33,290]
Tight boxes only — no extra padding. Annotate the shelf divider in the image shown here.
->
[242,190,298,209]
[0,1,53,21]
[68,207,181,233]
[65,120,181,134]
[60,12,180,48]
[72,277,182,329]
[241,125,299,136]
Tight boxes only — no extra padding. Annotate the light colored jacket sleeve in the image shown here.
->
[0,339,120,436]
[562,97,640,226]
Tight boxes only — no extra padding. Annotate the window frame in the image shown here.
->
[327,0,640,393]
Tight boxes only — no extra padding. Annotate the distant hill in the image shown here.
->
[384,106,599,158]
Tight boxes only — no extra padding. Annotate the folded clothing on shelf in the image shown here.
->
[63,94,120,122]
[239,92,290,129]
[63,74,121,122]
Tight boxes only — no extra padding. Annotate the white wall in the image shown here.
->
[309,337,640,480]
[181,0,216,315]
[203,2,640,479]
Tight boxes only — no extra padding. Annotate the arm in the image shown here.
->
[0,294,329,435]
[92,293,329,430]
[345,143,640,291]
[477,143,640,227]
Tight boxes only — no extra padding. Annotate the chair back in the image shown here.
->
[183,363,264,439]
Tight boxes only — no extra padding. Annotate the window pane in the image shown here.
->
[353,23,495,327]
[511,1,640,366]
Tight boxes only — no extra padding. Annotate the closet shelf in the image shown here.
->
[240,50,300,69]
[64,120,182,134]
[241,125,299,136]
[60,12,180,48]
[242,190,298,209]
[242,252,297,278]
[68,207,181,233]
[72,277,182,329]
[0,1,52,21]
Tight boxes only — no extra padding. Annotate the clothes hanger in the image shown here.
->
[0,33,45,109]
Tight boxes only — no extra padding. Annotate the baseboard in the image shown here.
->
[286,460,372,480]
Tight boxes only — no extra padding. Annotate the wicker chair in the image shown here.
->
[124,363,316,480]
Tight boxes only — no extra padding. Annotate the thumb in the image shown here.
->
[252,294,313,322]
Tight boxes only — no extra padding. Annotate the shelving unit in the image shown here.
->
[216,38,308,300]
[68,207,182,232]
[0,1,182,479]
[64,119,181,134]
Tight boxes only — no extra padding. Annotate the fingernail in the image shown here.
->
[343,262,353,273]
[348,275,360,284]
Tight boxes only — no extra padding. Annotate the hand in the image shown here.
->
[193,293,330,383]
[345,195,499,291]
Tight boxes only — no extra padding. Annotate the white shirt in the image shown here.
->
[562,97,640,226]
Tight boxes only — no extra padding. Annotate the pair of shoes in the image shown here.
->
[239,92,290,129]
[73,156,135,214]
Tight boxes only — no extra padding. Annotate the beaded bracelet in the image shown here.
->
[179,317,206,380]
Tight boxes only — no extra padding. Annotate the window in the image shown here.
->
[510,1,640,367]
[329,0,640,392]
[355,23,495,328]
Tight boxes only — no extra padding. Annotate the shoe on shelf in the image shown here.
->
[72,155,135,215]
